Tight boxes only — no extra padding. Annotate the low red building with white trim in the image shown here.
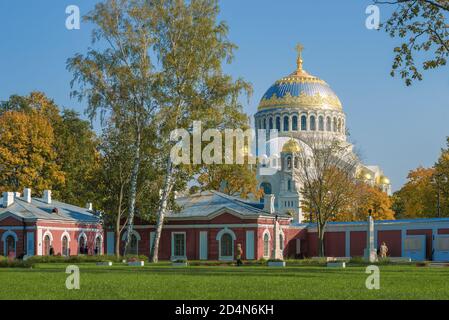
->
[2,189,449,262]
[106,191,449,262]
[0,189,103,258]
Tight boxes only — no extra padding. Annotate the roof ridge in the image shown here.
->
[210,191,265,214]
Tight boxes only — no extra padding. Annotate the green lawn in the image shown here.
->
[1,263,448,300]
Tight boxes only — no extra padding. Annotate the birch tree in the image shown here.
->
[67,0,157,255]
[149,0,251,262]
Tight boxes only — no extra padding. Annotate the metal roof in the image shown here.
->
[0,196,100,223]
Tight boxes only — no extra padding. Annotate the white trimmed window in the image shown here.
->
[171,232,186,260]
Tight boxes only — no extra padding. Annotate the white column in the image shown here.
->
[345,231,351,257]
[401,227,407,257]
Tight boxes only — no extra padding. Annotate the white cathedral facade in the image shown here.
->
[254,45,391,223]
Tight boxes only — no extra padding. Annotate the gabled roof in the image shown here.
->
[168,190,290,220]
[0,197,100,224]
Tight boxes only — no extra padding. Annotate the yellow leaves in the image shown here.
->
[0,111,65,194]
[332,184,395,222]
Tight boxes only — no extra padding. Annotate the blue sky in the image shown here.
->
[1,0,448,191]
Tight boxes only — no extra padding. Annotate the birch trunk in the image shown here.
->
[123,130,141,256]
[150,156,174,263]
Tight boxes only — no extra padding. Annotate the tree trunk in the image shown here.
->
[150,156,174,263]
[115,215,121,258]
[123,130,141,256]
[115,185,125,258]
[317,222,326,257]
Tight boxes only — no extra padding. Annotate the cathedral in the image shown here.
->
[1,46,449,263]
[254,44,391,223]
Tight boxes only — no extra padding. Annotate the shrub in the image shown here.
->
[27,255,148,264]
[0,259,34,268]
[172,259,188,263]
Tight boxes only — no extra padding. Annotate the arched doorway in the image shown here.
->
[129,234,138,255]
[5,235,16,257]
[78,234,87,255]
[95,236,102,255]
[44,235,52,256]
[62,236,69,257]
[220,233,233,260]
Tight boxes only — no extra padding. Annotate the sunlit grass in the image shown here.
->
[1,263,448,300]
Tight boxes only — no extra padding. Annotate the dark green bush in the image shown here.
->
[0,259,34,268]
[27,255,148,264]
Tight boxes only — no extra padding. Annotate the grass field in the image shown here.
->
[1,263,448,300]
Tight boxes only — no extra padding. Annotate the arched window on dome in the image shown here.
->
[263,118,267,130]
[275,117,281,131]
[269,118,273,130]
[287,179,292,191]
[301,115,307,131]
[310,116,316,131]
[292,116,298,131]
[319,116,324,131]
[333,118,337,132]
[283,116,289,132]
[326,117,331,131]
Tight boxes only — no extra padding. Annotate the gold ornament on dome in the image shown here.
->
[258,92,342,111]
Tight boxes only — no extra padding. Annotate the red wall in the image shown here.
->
[325,232,346,257]
[377,230,401,257]
[350,231,366,257]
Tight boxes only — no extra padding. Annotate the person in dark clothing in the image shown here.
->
[49,246,54,256]
[236,243,243,266]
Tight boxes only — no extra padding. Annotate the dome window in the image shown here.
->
[283,116,289,131]
[292,116,298,131]
[301,115,307,131]
[310,116,316,131]
[275,117,281,131]
[319,116,324,131]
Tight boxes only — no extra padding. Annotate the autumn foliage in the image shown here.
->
[0,111,65,194]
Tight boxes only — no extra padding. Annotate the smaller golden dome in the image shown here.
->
[282,139,301,153]
[381,176,390,184]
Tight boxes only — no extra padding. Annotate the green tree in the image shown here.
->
[376,0,449,85]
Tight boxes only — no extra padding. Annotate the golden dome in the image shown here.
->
[257,43,342,112]
[282,139,301,153]
[380,176,390,185]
